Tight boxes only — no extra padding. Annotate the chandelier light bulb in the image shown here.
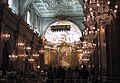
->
[26,46,31,50]
[90,8,92,11]
[107,1,110,5]
[88,15,90,18]
[93,27,95,30]
[114,10,117,13]
[89,31,91,34]
[95,31,98,34]
[87,28,89,30]
[85,0,87,2]
[88,51,90,54]
[97,28,100,32]
[91,31,94,33]
[37,65,40,68]
[115,5,118,9]
[90,12,93,15]
[84,17,86,21]
[3,32,10,40]
[97,3,100,7]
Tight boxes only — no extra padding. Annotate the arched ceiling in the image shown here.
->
[21,0,84,17]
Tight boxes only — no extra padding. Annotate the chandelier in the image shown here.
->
[84,0,118,29]
[81,0,118,64]
[79,40,96,63]
[82,58,90,64]
[18,42,25,48]
[3,31,10,40]
[33,52,39,58]
[18,54,28,60]
[28,56,35,63]
[83,27,98,39]
[9,50,18,61]
[25,46,31,51]
[39,49,44,54]
[83,0,118,40]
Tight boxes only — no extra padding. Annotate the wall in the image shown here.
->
[0,3,42,71]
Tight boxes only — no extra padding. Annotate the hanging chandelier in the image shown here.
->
[39,47,45,54]
[79,40,96,64]
[3,31,10,40]
[33,52,39,58]
[83,0,118,39]
[84,0,118,28]
[28,57,35,63]
[18,54,28,60]
[9,50,18,61]
[26,46,31,51]
[81,0,119,64]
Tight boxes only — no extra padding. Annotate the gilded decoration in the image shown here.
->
[57,42,72,68]
[44,49,50,65]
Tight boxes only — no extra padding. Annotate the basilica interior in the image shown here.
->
[0,0,120,83]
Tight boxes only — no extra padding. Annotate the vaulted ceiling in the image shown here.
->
[22,0,84,17]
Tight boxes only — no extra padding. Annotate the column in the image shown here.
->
[0,3,5,68]
[116,10,120,82]
[94,37,99,78]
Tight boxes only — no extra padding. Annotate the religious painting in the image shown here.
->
[57,43,72,68]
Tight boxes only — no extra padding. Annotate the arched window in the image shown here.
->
[8,0,13,8]
[34,14,39,33]
[8,0,18,14]
[27,11,31,26]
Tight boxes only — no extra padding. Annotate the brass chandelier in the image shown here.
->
[84,0,118,29]
[81,0,119,64]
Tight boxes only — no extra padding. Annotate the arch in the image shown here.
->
[41,18,84,35]
[40,19,58,35]
[68,18,84,32]
[44,20,82,44]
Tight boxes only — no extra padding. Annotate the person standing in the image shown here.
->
[80,65,89,83]
[46,66,54,83]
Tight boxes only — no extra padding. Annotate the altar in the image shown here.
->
[44,42,82,68]
[57,43,72,68]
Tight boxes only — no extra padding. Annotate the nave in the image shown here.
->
[0,0,120,83]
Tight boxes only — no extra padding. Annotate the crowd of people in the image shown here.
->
[46,65,90,83]
[0,65,95,83]
[0,68,39,82]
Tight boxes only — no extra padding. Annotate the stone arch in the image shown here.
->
[44,20,82,44]
[41,18,84,35]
